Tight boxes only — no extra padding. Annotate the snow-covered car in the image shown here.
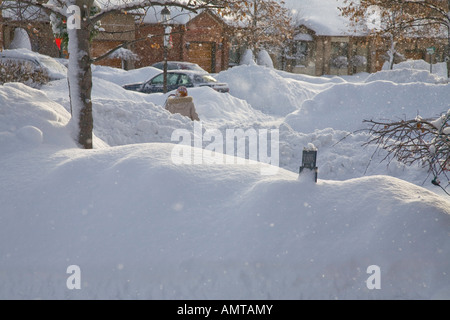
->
[123,70,229,94]
[151,61,208,74]
[0,48,67,81]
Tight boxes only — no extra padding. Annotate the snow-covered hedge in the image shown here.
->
[0,60,49,88]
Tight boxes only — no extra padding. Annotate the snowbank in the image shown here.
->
[216,65,327,116]
[91,65,161,87]
[284,80,450,134]
[1,59,449,300]
[0,142,449,299]
[384,59,448,79]
[0,83,75,151]
[366,68,448,84]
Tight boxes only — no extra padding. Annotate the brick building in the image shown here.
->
[283,1,449,76]
[285,23,448,77]
[1,5,230,73]
[133,10,230,73]
[91,12,137,69]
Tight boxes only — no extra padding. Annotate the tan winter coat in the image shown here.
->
[165,96,200,121]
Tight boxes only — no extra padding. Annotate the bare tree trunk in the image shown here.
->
[448,1,450,78]
[67,1,93,149]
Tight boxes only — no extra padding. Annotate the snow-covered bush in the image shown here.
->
[330,56,348,69]
[0,60,49,88]
[109,48,138,61]
[257,49,274,68]
[240,49,256,66]
[350,55,367,68]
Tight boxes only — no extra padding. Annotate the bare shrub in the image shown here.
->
[0,60,49,88]
[363,110,450,195]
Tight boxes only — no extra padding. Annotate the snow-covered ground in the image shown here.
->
[0,59,449,299]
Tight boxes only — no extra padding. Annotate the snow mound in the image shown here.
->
[386,59,448,79]
[0,143,448,299]
[284,80,450,133]
[257,50,274,68]
[0,82,75,151]
[216,65,321,116]
[43,78,277,148]
[188,87,274,128]
[43,77,150,106]
[365,68,447,84]
[91,65,161,86]
[92,98,194,146]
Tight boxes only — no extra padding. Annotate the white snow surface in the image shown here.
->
[0,59,449,300]
[284,0,366,36]
[8,28,32,50]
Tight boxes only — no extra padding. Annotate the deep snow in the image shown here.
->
[0,58,449,299]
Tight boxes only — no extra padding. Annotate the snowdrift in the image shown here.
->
[284,80,450,133]
[1,62,449,300]
[92,64,161,87]
[216,65,328,116]
[0,83,75,150]
[1,141,449,299]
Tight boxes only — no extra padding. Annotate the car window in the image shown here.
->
[150,74,164,85]
[178,74,192,85]
[167,73,180,85]
[150,73,180,86]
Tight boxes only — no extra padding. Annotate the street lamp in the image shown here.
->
[160,6,171,93]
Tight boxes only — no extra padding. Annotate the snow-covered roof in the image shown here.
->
[294,33,314,41]
[142,5,199,25]
[284,0,367,36]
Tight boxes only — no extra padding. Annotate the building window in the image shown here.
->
[293,41,309,65]
[330,41,349,73]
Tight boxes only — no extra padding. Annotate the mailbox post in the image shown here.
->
[299,145,318,183]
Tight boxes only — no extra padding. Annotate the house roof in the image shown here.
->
[142,5,198,25]
[141,5,228,28]
[284,0,367,36]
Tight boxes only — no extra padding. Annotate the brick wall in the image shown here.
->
[133,11,229,72]
[183,12,229,72]
[134,23,184,68]
[91,13,136,69]
[2,22,60,57]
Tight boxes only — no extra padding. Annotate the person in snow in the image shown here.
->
[165,86,200,121]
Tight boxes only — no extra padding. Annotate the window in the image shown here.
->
[330,41,349,70]
[150,74,164,85]
[294,41,308,62]
[178,74,192,85]
[331,42,348,59]
[167,73,180,85]
[150,73,179,85]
